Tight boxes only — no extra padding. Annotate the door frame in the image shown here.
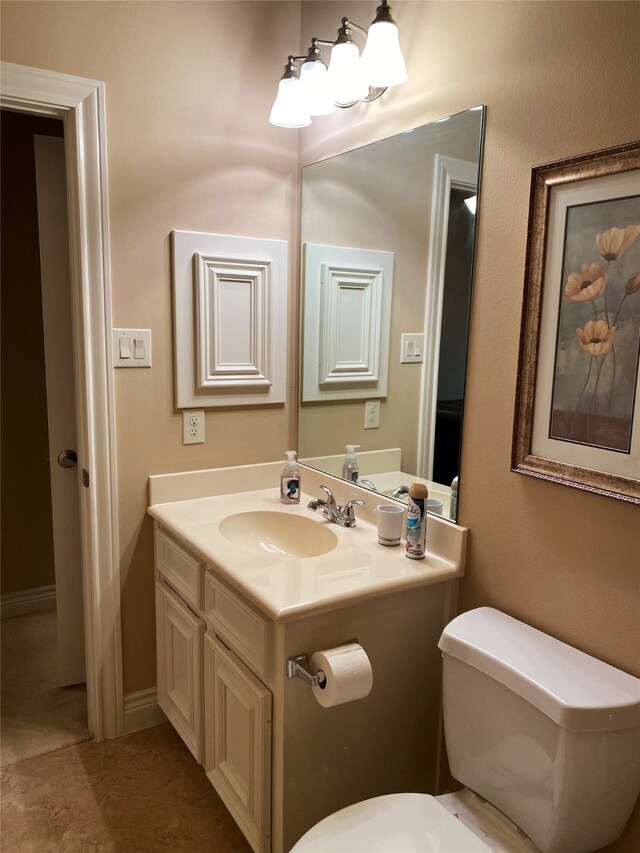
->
[1,61,123,740]
[418,154,477,481]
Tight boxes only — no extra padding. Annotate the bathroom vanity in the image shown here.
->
[148,462,467,852]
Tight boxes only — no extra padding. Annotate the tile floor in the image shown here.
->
[1,611,90,766]
[1,723,251,852]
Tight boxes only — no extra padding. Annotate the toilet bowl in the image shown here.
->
[290,789,541,852]
[291,608,640,853]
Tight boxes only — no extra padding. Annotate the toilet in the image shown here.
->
[291,607,640,853]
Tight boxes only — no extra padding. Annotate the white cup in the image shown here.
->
[376,504,405,546]
[427,498,443,516]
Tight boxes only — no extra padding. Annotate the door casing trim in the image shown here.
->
[1,61,123,739]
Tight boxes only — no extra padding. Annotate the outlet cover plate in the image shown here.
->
[364,399,380,429]
[182,409,205,444]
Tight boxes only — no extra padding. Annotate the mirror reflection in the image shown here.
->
[298,107,485,521]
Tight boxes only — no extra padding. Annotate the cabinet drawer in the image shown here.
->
[204,572,271,680]
[155,525,204,612]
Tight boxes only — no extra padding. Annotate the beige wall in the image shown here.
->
[1,0,300,688]
[299,2,640,849]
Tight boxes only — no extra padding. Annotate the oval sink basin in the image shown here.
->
[219,511,338,558]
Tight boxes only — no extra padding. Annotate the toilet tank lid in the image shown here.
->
[438,608,640,732]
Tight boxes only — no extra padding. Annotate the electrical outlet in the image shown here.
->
[364,399,380,429]
[182,409,204,444]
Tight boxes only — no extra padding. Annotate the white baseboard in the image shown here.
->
[123,687,167,733]
[1,584,57,620]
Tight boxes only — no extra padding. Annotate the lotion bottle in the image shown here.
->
[341,444,361,483]
[405,482,428,559]
[280,450,301,504]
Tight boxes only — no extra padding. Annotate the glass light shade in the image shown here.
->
[464,195,477,215]
[360,21,408,88]
[269,77,311,128]
[327,42,369,105]
[300,60,335,116]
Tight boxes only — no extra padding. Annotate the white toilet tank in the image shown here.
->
[438,608,640,853]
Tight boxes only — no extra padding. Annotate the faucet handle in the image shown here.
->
[342,499,364,519]
[319,485,336,507]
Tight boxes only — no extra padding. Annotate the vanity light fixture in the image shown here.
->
[269,0,407,128]
[464,195,477,215]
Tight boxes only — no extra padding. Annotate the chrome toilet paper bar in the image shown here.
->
[286,639,358,689]
[286,654,324,688]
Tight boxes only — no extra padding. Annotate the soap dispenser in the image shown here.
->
[280,450,301,504]
[342,444,361,483]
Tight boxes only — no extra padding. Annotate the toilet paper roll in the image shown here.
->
[310,643,373,708]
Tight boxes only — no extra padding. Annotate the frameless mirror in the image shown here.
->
[298,106,485,521]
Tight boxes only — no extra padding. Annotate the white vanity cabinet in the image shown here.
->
[155,523,273,852]
[152,514,459,853]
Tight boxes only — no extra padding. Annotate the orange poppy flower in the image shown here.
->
[596,224,640,261]
[576,320,615,356]
[564,263,608,301]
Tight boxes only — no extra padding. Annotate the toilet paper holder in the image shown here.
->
[286,639,358,688]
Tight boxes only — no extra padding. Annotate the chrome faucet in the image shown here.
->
[389,484,409,499]
[359,479,377,491]
[307,485,364,528]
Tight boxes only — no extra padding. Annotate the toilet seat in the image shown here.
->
[290,793,492,852]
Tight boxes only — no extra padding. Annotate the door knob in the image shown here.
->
[57,449,78,468]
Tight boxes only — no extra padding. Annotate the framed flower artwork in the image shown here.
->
[512,142,640,504]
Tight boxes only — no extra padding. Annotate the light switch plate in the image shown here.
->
[113,329,151,367]
[400,333,425,364]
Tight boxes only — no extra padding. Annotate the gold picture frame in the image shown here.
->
[512,142,640,504]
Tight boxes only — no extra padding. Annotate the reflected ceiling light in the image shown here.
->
[269,0,407,128]
[464,195,477,215]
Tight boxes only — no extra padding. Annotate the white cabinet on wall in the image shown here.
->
[171,231,288,409]
[302,243,394,402]
[205,632,272,853]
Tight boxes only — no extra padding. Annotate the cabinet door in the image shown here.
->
[156,581,204,763]
[205,632,272,853]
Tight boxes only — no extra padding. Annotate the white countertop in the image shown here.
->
[148,487,464,622]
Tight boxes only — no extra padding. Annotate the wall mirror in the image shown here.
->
[298,106,485,522]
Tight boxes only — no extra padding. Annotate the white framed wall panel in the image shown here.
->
[303,243,394,402]
[173,231,287,408]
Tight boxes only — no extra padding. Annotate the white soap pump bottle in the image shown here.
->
[280,450,301,504]
[341,444,361,483]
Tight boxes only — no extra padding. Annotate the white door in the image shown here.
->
[34,135,85,687]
